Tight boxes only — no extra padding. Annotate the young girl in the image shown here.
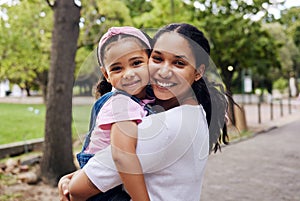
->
[59,23,229,201]
[69,26,153,201]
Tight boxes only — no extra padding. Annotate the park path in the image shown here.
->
[201,111,300,201]
[0,95,94,105]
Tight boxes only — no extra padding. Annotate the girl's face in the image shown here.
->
[101,38,149,99]
[149,32,202,101]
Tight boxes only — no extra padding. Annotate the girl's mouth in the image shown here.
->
[123,80,140,87]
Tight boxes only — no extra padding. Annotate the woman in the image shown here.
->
[59,23,228,201]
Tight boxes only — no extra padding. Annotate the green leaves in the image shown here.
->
[1,0,298,96]
[0,0,52,89]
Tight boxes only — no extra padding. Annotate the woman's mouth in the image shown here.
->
[156,80,176,88]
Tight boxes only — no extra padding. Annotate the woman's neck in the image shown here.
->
[134,87,147,99]
[155,93,198,111]
[155,97,179,111]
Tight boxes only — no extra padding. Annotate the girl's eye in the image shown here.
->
[132,60,143,66]
[110,66,122,72]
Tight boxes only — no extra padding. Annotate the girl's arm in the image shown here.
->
[68,169,101,201]
[111,121,150,201]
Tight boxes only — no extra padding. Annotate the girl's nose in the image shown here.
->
[158,65,172,79]
[123,69,135,79]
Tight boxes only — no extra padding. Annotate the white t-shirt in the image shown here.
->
[84,104,209,201]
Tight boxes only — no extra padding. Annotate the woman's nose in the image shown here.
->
[158,64,172,79]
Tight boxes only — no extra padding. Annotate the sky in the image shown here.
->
[268,0,300,19]
[0,0,299,19]
[284,0,300,8]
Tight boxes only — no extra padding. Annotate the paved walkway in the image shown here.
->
[0,96,94,105]
[201,118,300,201]
[200,98,300,201]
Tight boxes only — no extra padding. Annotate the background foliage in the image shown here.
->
[1,0,299,97]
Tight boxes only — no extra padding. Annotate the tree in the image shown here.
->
[263,23,298,81]
[77,0,132,48]
[280,7,300,95]
[0,0,52,99]
[133,0,194,28]
[40,0,80,186]
[188,0,282,123]
[73,0,134,96]
[124,0,153,18]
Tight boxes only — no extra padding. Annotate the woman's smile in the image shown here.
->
[155,79,177,88]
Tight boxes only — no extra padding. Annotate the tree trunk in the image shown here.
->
[37,70,49,104]
[41,0,80,186]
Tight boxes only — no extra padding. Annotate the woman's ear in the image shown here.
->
[195,64,205,81]
[100,67,110,82]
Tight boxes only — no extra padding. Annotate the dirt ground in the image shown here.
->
[0,181,58,201]
[0,157,59,201]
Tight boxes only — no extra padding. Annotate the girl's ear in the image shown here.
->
[195,64,205,82]
[100,67,110,82]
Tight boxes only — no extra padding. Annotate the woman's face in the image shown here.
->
[149,32,201,101]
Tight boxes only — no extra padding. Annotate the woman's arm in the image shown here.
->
[111,121,150,201]
[68,169,101,201]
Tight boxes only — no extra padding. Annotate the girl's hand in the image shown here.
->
[58,172,75,201]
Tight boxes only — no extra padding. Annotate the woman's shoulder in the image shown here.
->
[144,104,206,127]
[166,104,204,114]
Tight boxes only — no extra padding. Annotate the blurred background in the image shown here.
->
[0,0,299,200]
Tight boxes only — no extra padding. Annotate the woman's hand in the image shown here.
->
[58,172,75,201]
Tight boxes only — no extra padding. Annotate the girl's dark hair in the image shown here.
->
[95,77,112,98]
[153,23,229,153]
[95,32,152,97]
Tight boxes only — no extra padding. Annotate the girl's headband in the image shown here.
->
[97,26,151,66]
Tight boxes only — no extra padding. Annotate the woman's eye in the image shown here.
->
[151,56,162,63]
[174,60,185,66]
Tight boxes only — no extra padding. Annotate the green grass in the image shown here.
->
[0,103,92,145]
[72,104,92,138]
[0,104,46,145]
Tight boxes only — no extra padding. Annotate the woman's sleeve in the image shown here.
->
[83,146,122,192]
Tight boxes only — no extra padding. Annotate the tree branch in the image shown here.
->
[45,0,54,9]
